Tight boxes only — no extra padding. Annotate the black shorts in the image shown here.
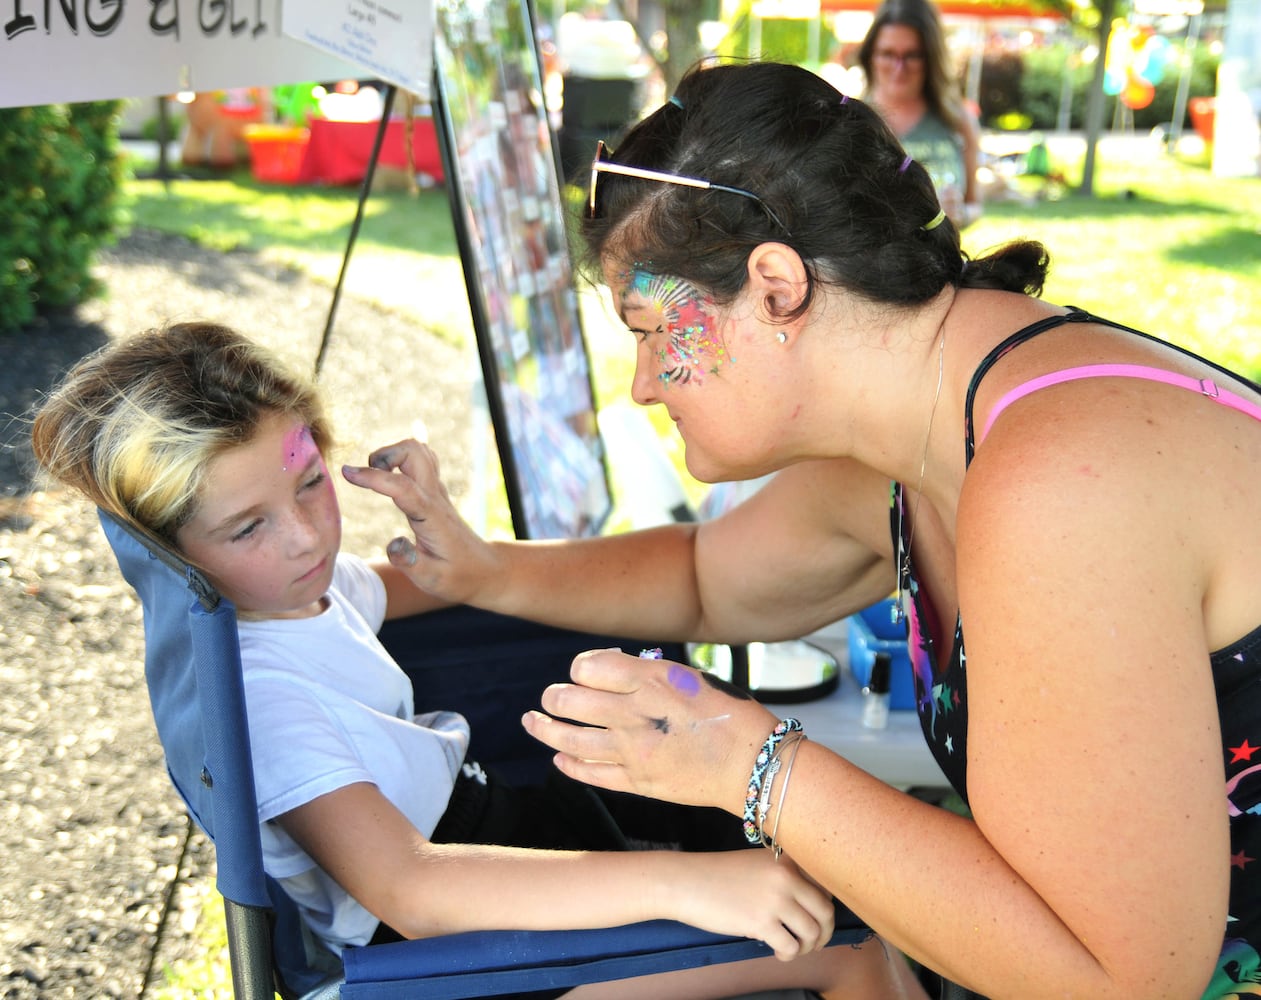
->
[431,761,748,854]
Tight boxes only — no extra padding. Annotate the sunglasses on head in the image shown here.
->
[587,140,789,233]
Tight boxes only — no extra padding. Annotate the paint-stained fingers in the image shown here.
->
[543,742,639,795]
[536,665,648,734]
[342,438,453,522]
[567,648,648,694]
[366,438,443,482]
[521,708,624,762]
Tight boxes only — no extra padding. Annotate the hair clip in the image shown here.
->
[898,155,913,174]
[668,95,684,109]
[840,94,850,105]
[922,208,947,231]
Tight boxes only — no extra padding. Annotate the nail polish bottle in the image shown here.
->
[861,652,892,730]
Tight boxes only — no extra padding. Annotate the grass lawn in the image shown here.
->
[123,173,473,347]
[967,138,1260,378]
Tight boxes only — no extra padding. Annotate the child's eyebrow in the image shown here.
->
[203,454,322,538]
[204,503,266,539]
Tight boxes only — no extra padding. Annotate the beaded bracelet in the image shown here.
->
[743,718,803,844]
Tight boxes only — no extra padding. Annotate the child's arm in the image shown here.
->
[371,559,455,620]
[278,781,835,959]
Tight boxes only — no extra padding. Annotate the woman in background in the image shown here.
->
[859,0,981,228]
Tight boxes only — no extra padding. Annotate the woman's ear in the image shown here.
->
[746,242,809,324]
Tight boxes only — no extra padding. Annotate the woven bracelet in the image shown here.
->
[743,718,803,844]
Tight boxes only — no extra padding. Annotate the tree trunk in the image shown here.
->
[659,0,707,95]
[1080,0,1116,197]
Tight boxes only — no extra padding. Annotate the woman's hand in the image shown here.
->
[342,439,502,606]
[668,850,838,960]
[523,649,779,813]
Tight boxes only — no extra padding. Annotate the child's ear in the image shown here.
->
[746,242,808,322]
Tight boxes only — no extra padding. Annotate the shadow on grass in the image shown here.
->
[1165,225,1261,271]
[984,192,1254,273]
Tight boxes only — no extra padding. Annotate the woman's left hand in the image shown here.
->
[522,648,779,814]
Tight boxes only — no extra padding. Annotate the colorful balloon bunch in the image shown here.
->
[1104,20,1175,110]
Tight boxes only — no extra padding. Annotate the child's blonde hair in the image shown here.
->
[32,322,332,546]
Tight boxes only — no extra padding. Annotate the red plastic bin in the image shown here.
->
[1188,97,1215,143]
[242,125,310,184]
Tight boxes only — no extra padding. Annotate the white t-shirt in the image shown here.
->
[238,553,470,952]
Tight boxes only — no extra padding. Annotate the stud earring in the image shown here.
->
[776,331,788,344]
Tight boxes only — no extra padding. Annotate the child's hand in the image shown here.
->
[341,439,502,605]
[670,850,837,960]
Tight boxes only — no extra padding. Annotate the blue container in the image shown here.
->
[846,599,917,711]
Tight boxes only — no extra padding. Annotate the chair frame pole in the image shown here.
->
[224,899,279,999]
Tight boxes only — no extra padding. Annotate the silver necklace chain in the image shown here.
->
[894,327,947,626]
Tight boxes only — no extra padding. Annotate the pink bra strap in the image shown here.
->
[981,364,1261,443]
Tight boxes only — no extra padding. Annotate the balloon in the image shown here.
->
[1104,69,1126,96]
[1139,36,1172,85]
[1121,74,1155,110]
[1105,19,1135,77]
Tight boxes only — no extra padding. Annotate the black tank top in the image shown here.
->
[890,308,1261,997]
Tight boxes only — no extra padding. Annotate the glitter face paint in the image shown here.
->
[282,424,319,473]
[623,269,729,388]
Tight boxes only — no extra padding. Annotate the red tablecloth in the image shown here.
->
[297,116,444,185]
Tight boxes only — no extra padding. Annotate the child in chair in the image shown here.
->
[31,323,926,1000]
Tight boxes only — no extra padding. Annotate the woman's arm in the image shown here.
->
[343,442,894,644]
[786,426,1226,997]
[527,400,1231,998]
[277,781,836,959]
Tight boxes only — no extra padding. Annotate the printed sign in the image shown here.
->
[282,0,433,99]
[1,0,362,109]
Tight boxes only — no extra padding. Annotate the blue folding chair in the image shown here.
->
[101,509,872,999]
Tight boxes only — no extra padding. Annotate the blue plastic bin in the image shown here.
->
[846,598,917,710]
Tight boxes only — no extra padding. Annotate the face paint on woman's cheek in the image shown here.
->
[624,270,729,389]
[282,424,319,473]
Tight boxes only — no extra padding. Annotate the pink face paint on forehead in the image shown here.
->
[623,268,730,389]
[281,423,320,473]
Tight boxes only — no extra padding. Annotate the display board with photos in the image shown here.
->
[433,0,612,540]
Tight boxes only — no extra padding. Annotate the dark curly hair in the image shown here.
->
[580,61,1046,321]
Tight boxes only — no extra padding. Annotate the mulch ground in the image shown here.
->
[0,227,476,998]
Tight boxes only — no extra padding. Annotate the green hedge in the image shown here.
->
[0,101,125,333]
